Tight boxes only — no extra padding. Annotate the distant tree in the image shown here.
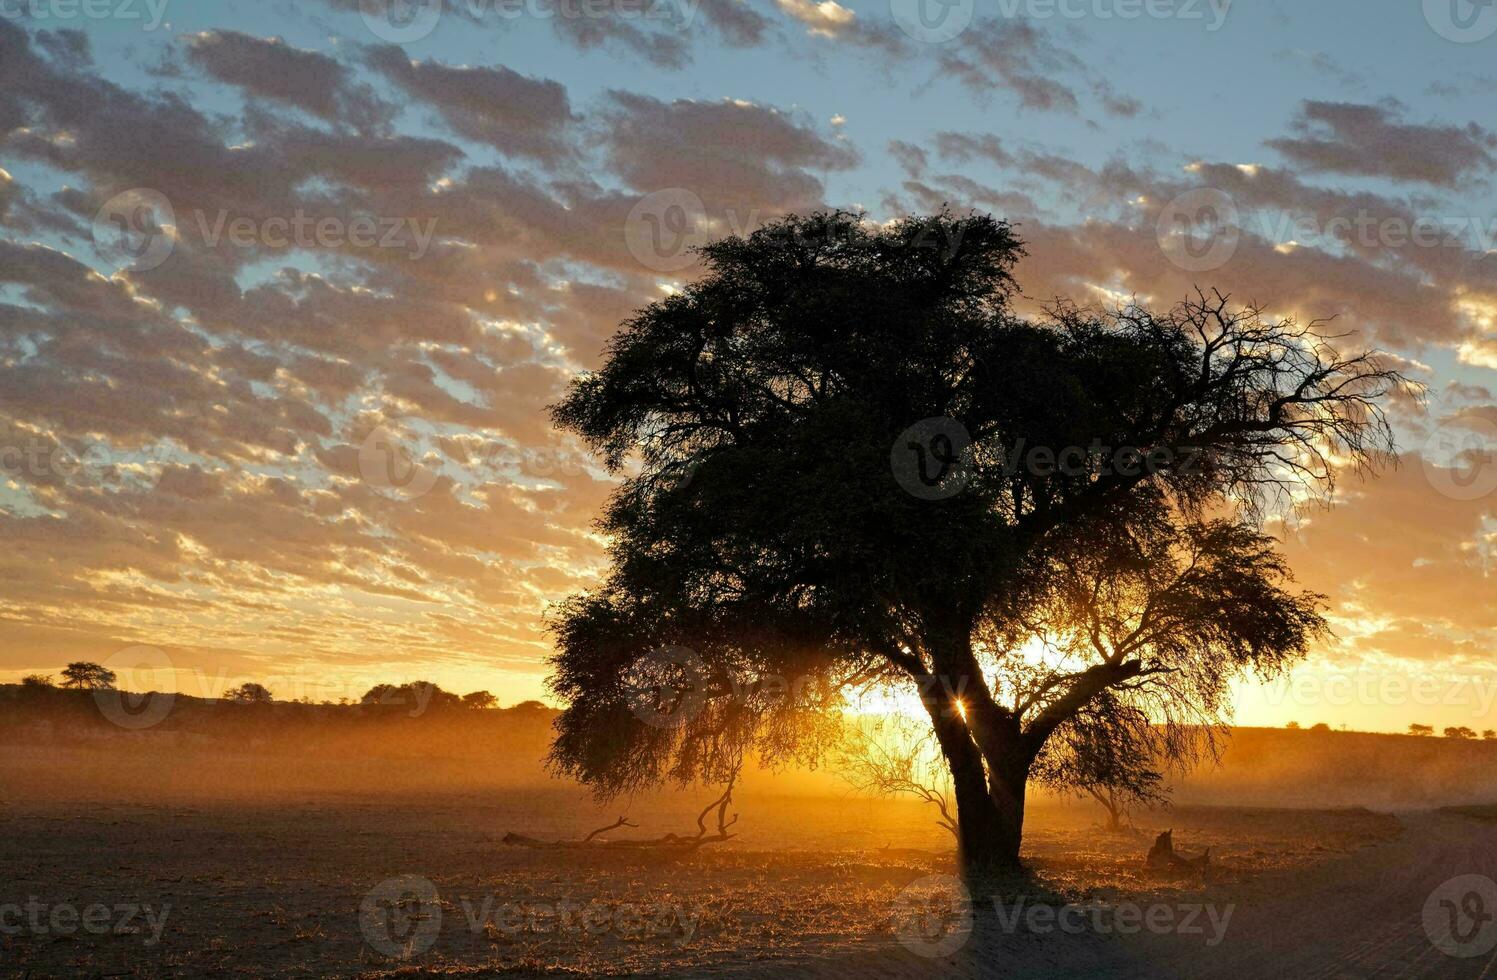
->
[1484,730,1496,740]
[461,690,497,709]
[361,681,460,713]
[547,211,1405,874]
[1285,721,1300,730]
[1445,726,1477,739]
[512,700,548,711]
[1408,723,1433,736]
[21,674,54,687]
[1309,723,1331,732]
[225,682,273,703]
[60,662,116,690]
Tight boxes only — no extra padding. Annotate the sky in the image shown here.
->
[0,0,1494,733]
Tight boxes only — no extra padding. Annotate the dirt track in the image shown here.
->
[691,811,1497,979]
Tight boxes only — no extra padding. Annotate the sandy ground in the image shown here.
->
[695,810,1497,979]
[3,788,1470,978]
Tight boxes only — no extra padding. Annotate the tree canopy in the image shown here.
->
[61,661,116,690]
[547,210,1405,872]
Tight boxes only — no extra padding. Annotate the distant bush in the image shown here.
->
[360,681,460,714]
[1309,722,1331,732]
[21,674,54,688]
[461,691,497,709]
[1285,721,1300,729]
[225,683,273,703]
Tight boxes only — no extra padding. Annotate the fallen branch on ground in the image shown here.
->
[502,779,739,850]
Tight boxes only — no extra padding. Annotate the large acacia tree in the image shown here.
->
[547,211,1403,874]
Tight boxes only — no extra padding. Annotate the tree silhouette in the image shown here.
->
[60,662,116,690]
[547,210,1405,875]
[225,682,273,703]
[462,690,498,709]
[21,674,54,688]
[1408,723,1433,736]
[361,681,460,713]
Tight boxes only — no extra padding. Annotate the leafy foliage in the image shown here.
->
[547,209,1405,865]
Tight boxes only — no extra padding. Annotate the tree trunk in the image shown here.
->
[921,682,1028,877]
[985,750,1029,867]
